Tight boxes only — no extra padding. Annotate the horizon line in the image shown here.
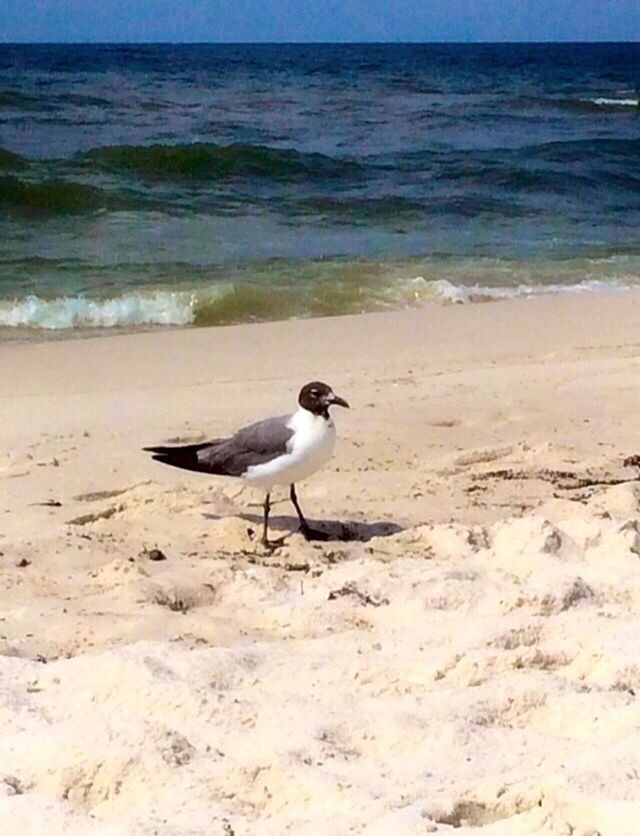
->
[1,39,639,46]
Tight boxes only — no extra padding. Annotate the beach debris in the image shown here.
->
[323,549,349,564]
[67,504,123,525]
[472,466,638,492]
[15,558,30,568]
[74,488,127,502]
[155,595,189,613]
[140,546,168,562]
[328,582,389,607]
[247,554,310,572]
[161,731,196,767]
[2,776,24,796]
[282,560,310,572]
[454,445,513,467]
[73,483,149,502]
[37,457,60,468]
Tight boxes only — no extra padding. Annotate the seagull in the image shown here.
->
[143,381,349,547]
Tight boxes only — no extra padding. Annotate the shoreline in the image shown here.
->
[0,264,636,342]
[0,280,638,348]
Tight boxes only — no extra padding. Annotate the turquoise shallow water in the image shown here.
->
[1,43,639,332]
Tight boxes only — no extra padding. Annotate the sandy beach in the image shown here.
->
[2,289,640,834]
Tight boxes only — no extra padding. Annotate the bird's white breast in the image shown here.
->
[243,408,336,489]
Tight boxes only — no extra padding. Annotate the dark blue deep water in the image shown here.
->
[0,43,639,331]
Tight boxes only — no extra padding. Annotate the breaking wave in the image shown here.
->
[513,95,640,114]
[0,276,633,331]
[0,291,199,330]
[587,97,639,110]
[420,277,633,304]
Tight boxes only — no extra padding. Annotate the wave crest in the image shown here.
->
[416,277,632,304]
[588,97,639,110]
[0,277,633,332]
[0,176,135,216]
[78,142,360,181]
[0,291,198,330]
[0,148,27,171]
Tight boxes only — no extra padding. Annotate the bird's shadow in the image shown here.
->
[202,512,403,543]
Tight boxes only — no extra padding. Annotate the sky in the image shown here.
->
[1,0,639,44]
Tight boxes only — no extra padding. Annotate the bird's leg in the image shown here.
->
[261,492,285,550]
[290,484,329,541]
[261,492,271,546]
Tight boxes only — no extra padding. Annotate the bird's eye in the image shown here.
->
[310,388,319,396]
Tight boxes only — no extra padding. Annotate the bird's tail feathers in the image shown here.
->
[143,441,217,474]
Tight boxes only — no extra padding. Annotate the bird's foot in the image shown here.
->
[299,524,329,542]
[261,535,287,552]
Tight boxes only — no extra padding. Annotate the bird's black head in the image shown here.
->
[298,381,349,418]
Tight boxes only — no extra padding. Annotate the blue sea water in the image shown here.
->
[0,42,639,332]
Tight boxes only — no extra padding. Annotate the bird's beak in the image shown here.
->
[328,393,350,409]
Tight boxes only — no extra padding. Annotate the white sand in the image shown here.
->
[2,291,640,834]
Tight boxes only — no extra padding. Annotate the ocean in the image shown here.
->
[0,42,639,335]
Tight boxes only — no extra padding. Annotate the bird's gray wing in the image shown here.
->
[196,414,294,476]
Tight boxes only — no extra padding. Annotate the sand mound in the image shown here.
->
[2,503,640,834]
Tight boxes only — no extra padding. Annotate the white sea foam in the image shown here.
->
[0,277,634,331]
[0,291,198,330]
[589,97,639,108]
[411,276,634,305]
